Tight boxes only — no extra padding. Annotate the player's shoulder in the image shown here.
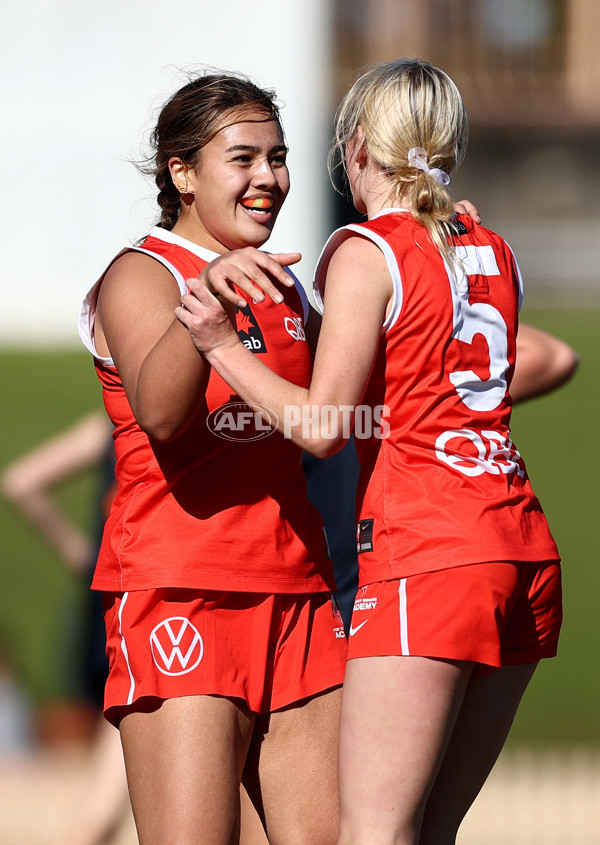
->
[327,229,390,281]
[104,248,173,284]
[99,247,181,312]
[316,222,387,282]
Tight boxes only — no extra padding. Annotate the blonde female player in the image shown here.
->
[177,59,564,844]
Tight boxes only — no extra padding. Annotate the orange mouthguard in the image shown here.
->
[241,197,272,209]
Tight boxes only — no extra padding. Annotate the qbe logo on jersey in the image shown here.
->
[149,617,204,676]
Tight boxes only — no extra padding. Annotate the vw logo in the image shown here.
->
[149,617,204,676]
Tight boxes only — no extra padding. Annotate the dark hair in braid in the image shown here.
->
[139,70,282,230]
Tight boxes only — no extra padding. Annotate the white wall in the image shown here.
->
[0,0,333,344]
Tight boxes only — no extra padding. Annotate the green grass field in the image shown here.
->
[0,307,598,745]
[503,309,600,746]
[0,350,102,705]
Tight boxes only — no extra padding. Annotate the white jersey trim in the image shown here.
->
[78,246,189,368]
[291,270,310,323]
[145,226,219,264]
[78,228,307,365]
[314,210,409,334]
[506,242,524,311]
[118,592,136,706]
[78,228,221,367]
[371,207,412,220]
[399,578,410,655]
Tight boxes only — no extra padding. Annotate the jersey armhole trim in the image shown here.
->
[287,268,310,322]
[506,243,524,311]
[313,224,403,333]
[78,248,188,367]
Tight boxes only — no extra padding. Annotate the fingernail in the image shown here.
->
[273,293,283,304]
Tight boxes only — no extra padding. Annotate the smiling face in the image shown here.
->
[169,108,289,253]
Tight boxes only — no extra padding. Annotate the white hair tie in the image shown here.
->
[407,147,450,186]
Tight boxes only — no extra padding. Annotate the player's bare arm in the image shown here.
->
[96,252,210,440]
[178,235,390,457]
[513,323,579,403]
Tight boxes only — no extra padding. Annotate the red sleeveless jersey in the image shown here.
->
[314,210,559,585]
[80,228,334,594]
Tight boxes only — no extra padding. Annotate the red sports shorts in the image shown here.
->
[347,560,561,677]
[102,588,347,726]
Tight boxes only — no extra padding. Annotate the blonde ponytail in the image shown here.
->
[330,58,468,268]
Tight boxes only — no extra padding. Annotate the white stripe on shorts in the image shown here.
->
[118,592,136,705]
[399,578,410,655]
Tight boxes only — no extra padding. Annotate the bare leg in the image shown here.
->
[240,786,268,845]
[119,695,254,845]
[420,662,538,845]
[244,687,342,845]
[337,656,473,845]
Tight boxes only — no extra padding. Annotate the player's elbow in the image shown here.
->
[302,432,348,460]
[538,339,580,397]
[555,342,580,386]
[141,420,184,442]
[136,407,189,442]
[1,468,31,502]
[281,407,349,457]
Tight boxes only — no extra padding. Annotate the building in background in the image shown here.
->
[0,0,334,344]
[331,0,600,305]
[0,0,597,344]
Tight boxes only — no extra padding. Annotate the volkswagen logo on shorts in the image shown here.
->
[206,402,278,441]
[150,617,204,676]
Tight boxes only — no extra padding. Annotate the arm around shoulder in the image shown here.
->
[182,235,391,458]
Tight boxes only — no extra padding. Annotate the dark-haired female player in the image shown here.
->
[79,72,346,845]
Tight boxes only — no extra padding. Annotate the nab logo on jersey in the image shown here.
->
[236,303,267,353]
[150,617,204,676]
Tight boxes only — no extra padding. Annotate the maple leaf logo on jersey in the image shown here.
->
[236,303,267,353]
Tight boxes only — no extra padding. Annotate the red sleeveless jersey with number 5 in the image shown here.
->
[314,210,559,585]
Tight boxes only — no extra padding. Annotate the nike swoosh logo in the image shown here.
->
[349,620,368,637]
